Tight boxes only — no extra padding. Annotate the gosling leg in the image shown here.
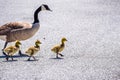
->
[33,56,36,60]
[6,52,10,61]
[28,56,31,61]
[56,53,59,58]
[59,53,64,57]
[11,56,14,61]
[6,56,9,61]
[19,50,27,56]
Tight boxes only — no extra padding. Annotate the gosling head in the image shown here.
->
[15,40,21,47]
[41,4,52,11]
[61,37,67,43]
[35,40,42,45]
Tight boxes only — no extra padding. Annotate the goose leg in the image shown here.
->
[2,42,8,56]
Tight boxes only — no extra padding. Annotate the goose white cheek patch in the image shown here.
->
[41,6,46,11]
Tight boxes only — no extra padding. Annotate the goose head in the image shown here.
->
[33,4,52,23]
[41,4,52,11]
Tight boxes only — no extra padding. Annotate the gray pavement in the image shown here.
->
[0,0,120,80]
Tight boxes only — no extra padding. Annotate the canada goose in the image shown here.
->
[25,40,41,61]
[4,40,21,61]
[0,4,52,56]
[51,37,67,58]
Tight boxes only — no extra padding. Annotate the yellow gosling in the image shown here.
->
[25,40,41,61]
[51,37,67,58]
[4,40,21,61]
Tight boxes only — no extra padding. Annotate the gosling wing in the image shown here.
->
[51,44,61,53]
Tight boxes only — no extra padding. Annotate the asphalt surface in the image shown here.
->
[0,0,120,80]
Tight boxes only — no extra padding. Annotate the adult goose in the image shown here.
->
[0,4,52,56]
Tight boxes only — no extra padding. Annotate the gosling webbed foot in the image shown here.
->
[19,50,28,56]
[11,57,14,61]
[56,56,59,59]
[6,57,9,61]
[59,53,64,57]
[27,56,31,61]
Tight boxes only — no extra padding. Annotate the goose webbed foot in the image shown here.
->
[2,49,7,56]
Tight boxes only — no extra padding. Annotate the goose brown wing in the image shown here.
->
[0,22,32,35]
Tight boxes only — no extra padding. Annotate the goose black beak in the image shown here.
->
[49,9,52,12]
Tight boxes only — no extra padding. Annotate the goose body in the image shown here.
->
[51,38,67,58]
[25,40,41,61]
[4,40,21,61]
[0,22,39,42]
[0,4,52,56]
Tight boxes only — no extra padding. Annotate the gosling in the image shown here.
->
[51,37,67,58]
[4,40,21,61]
[25,40,41,61]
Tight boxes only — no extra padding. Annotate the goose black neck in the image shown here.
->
[33,6,41,24]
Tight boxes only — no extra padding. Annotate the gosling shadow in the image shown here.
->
[3,59,18,62]
[0,55,28,59]
[50,57,64,60]
[24,59,39,62]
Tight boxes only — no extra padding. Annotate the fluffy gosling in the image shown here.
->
[25,40,41,61]
[4,40,21,61]
[51,37,67,58]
